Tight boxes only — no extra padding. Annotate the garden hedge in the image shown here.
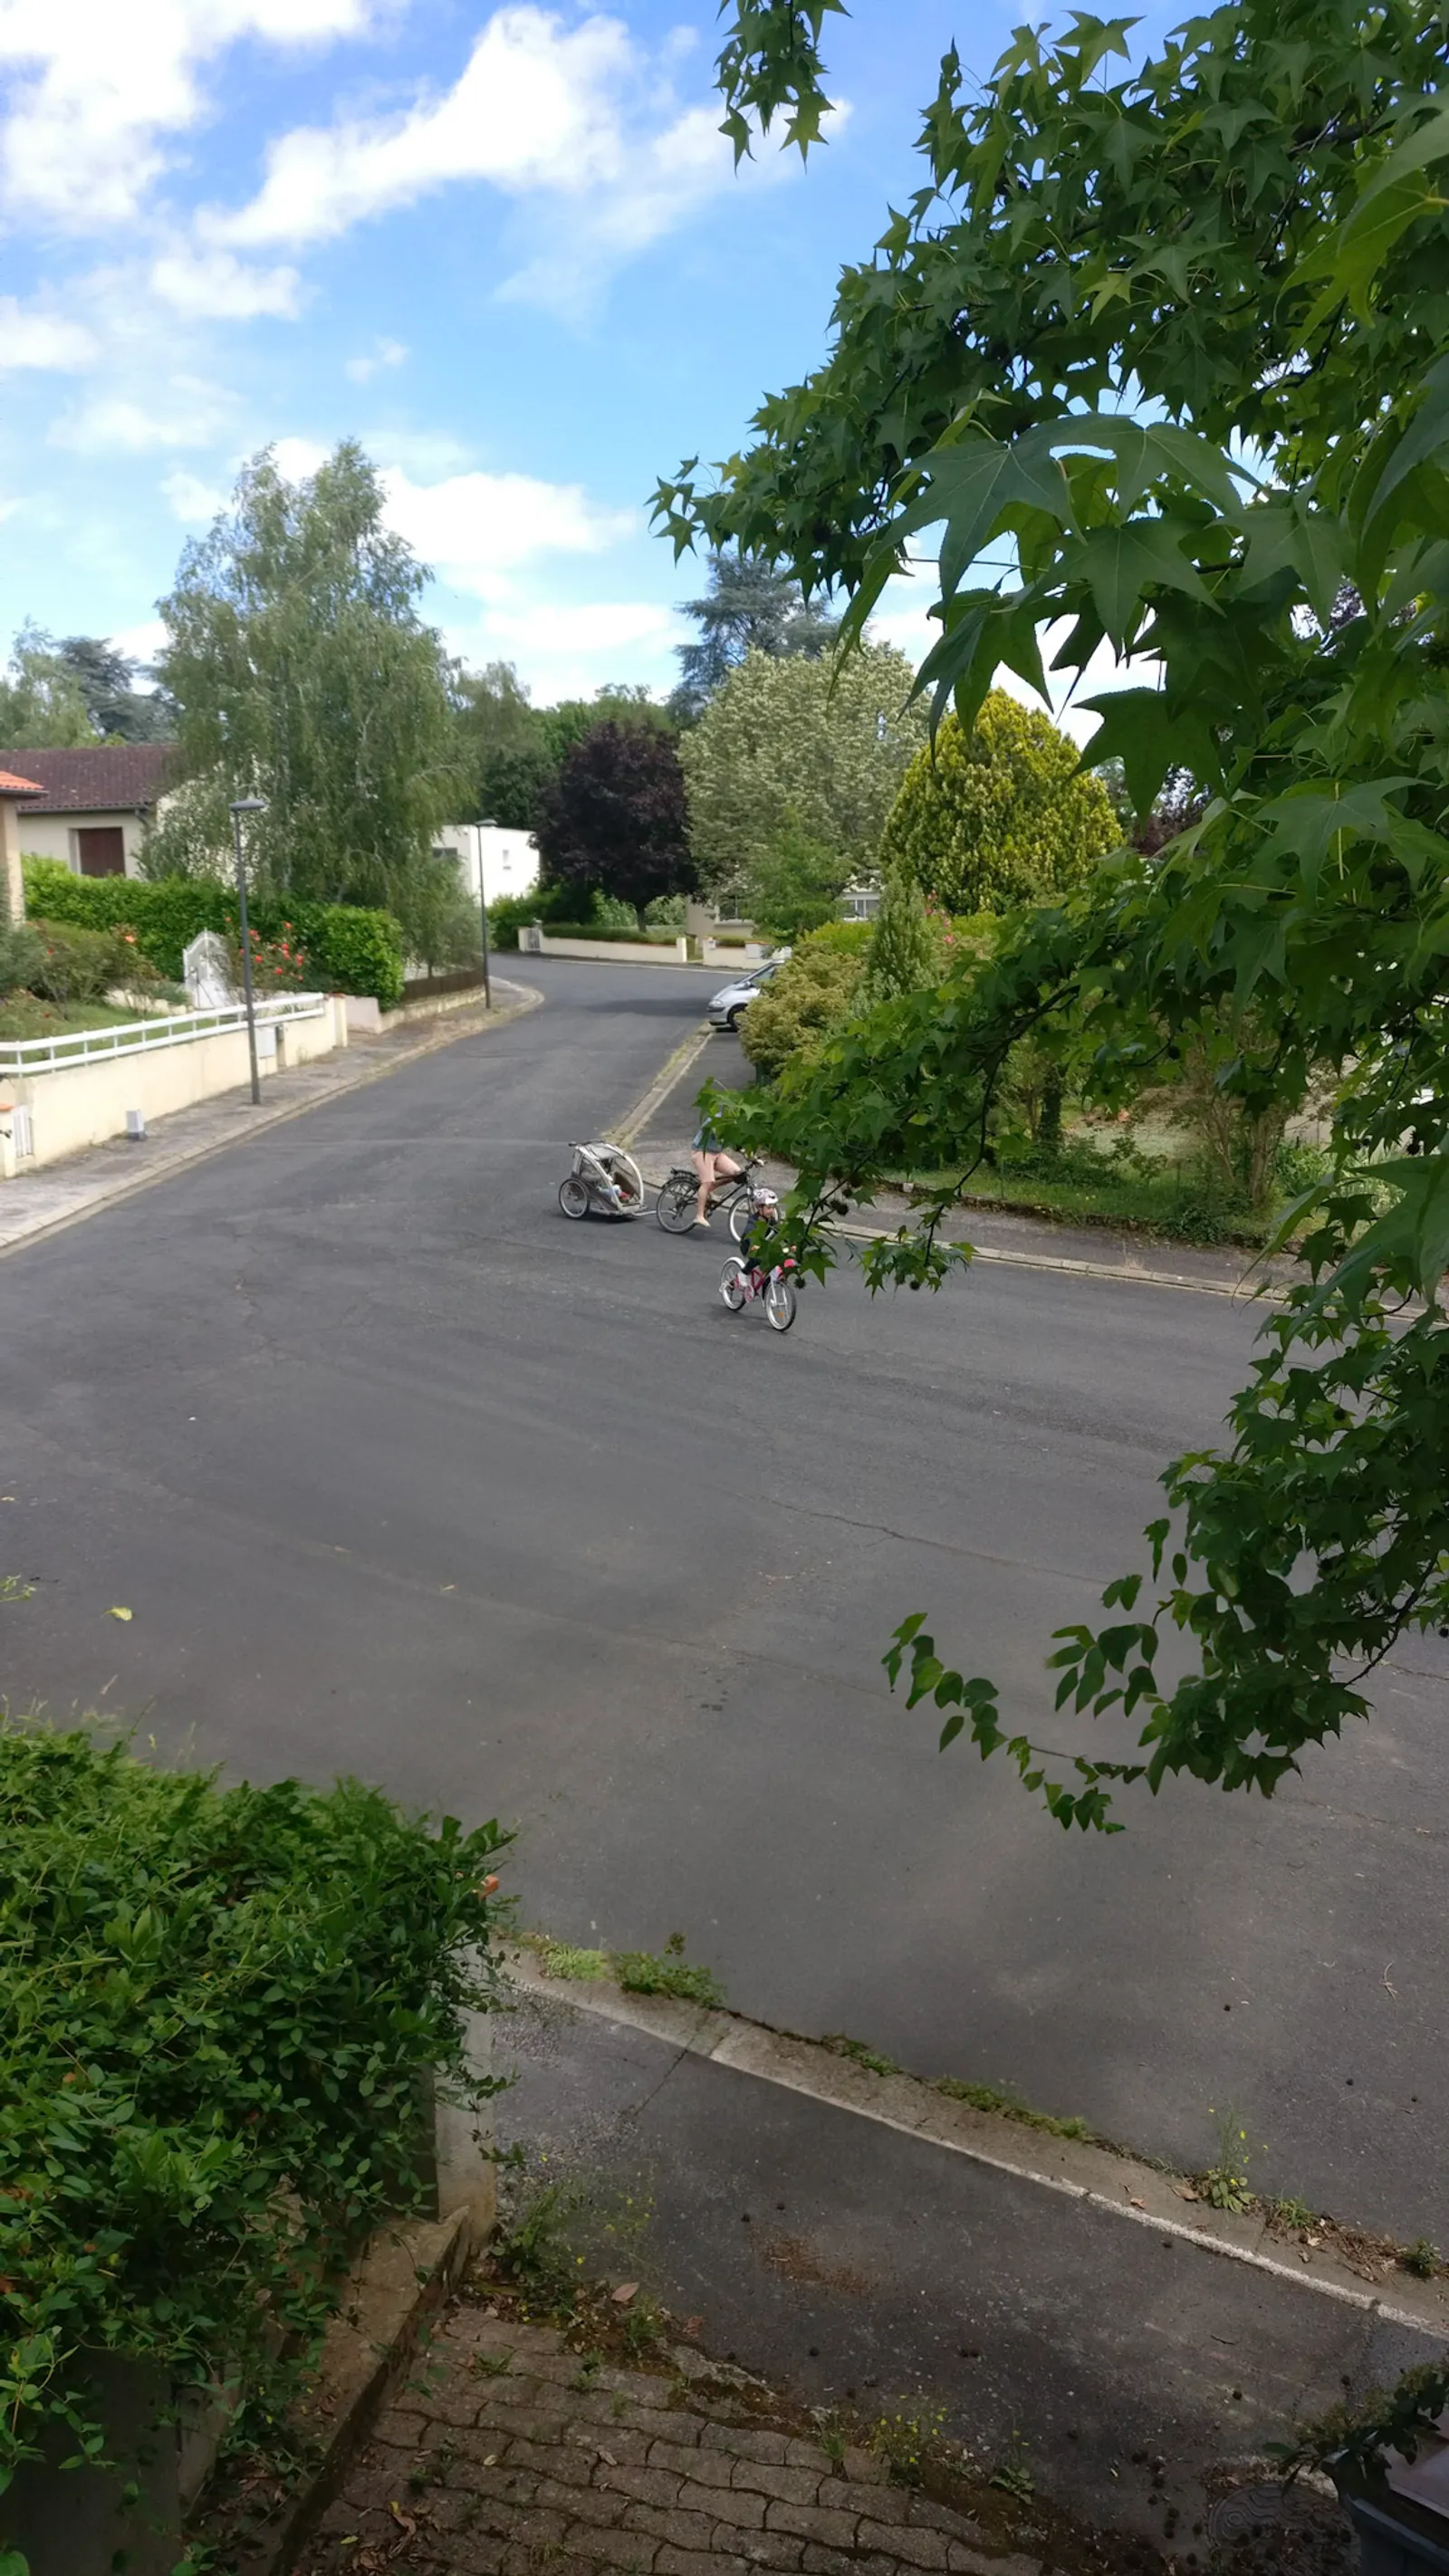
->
[0,1721,505,2522]
[20,861,406,1007]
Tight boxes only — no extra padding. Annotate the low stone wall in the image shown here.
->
[0,998,346,1177]
[522,930,695,966]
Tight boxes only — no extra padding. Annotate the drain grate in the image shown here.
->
[1205,2479,1355,2571]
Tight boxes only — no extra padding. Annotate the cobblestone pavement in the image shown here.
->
[295,2307,1043,2576]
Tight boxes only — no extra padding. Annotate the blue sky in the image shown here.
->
[0,1,1172,710]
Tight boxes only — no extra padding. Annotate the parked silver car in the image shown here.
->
[708,956,783,1032]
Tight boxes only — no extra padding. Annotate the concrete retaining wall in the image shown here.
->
[0,999,346,1175]
[521,930,694,965]
[0,2020,495,2576]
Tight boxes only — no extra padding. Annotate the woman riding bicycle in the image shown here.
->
[691,1111,744,1229]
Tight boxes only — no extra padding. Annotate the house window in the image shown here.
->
[76,827,126,877]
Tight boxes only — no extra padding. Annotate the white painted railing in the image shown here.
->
[0,993,329,1076]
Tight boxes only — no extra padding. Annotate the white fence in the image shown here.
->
[0,993,329,1077]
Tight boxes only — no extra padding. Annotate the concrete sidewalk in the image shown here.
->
[637,1130,1297,1303]
[490,1962,1442,2564]
[0,977,540,1261]
[629,1031,1300,1303]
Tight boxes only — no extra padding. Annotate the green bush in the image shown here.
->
[19,862,405,1006]
[294,899,404,1007]
[880,695,1119,913]
[0,1722,505,2513]
[485,882,582,950]
[739,921,872,1082]
[543,923,679,944]
[24,918,139,1006]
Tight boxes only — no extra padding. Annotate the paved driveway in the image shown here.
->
[2,957,1444,2241]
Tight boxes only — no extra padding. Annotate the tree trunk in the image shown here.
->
[1040,1063,1065,1152]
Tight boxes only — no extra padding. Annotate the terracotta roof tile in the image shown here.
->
[0,744,173,812]
[0,770,43,795]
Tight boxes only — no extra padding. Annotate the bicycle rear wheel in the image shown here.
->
[718,1258,748,1312]
[764,1272,797,1332]
[656,1177,696,1232]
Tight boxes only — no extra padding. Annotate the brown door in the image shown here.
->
[76,827,126,876]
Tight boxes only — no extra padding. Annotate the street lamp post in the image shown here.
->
[229,797,267,1104]
[475,821,494,1011]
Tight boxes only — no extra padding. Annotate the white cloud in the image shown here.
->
[482,600,678,654]
[0,0,373,231]
[162,468,227,524]
[149,246,303,320]
[208,5,772,309]
[50,376,235,453]
[0,295,95,370]
[380,465,634,602]
[447,598,682,702]
[110,618,168,665]
[271,436,331,482]
[346,336,408,382]
[217,10,650,246]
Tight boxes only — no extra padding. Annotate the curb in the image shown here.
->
[215,2202,481,2576]
[830,1219,1284,1302]
[617,1017,715,1149]
[0,982,543,1265]
[503,1948,1449,2342]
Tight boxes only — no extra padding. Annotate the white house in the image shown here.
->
[432,822,539,907]
[0,745,173,878]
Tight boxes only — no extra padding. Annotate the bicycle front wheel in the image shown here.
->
[656,1178,696,1233]
[719,1258,748,1312]
[764,1272,797,1332]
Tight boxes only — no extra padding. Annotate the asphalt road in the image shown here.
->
[3,958,1444,2243]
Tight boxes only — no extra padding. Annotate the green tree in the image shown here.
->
[0,623,100,747]
[157,443,462,950]
[859,867,947,1006]
[673,544,840,720]
[53,636,176,742]
[453,670,674,831]
[881,697,1118,913]
[667,0,1449,1833]
[744,812,849,942]
[679,640,924,900]
[453,660,549,828]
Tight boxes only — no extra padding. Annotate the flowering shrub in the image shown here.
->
[231,919,310,990]
[20,863,406,1006]
[24,919,153,1008]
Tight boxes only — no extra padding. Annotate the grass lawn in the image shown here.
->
[0,997,155,1045]
[924,1161,1271,1247]
[900,1120,1320,1251]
